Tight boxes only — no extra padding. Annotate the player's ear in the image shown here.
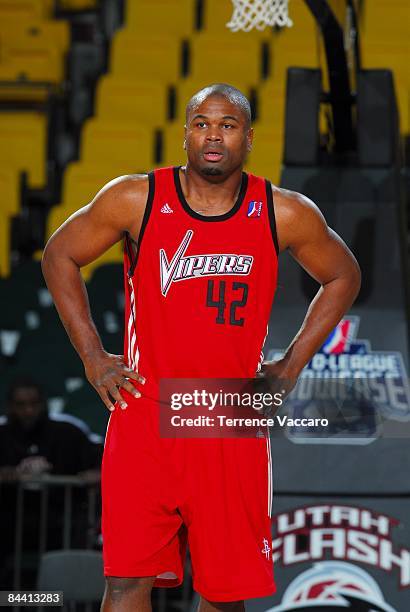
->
[183,125,187,150]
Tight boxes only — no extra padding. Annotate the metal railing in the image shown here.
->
[8,474,100,591]
[1,474,194,611]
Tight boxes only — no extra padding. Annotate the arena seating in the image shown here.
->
[96,76,170,125]
[125,0,196,36]
[361,0,410,133]
[0,112,47,188]
[0,112,47,275]
[0,0,53,22]
[0,259,121,433]
[0,4,69,274]
[59,0,98,9]
[0,17,69,101]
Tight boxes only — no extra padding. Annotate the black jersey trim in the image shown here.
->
[128,171,155,277]
[265,179,279,256]
[173,166,248,222]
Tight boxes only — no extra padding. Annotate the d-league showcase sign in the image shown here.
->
[267,317,410,444]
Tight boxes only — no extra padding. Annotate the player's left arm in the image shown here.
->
[263,186,361,386]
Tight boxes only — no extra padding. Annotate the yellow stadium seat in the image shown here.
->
[162,122,186,167]
[284,0,318,35]
[0,167,19,276]
[110,31,182,82]
[63,162,146,207]
[0,165,20,216]
[271,39,319,89]
[96,76,169,125]
[362,3,410,41]
[175,78,253,121]
[189,34,264,84]
[47,162,142,239]
[80,118,154,171]
[0,0,52,22]
[0,20,70,55]
[0,20,68,99]
[125,0,195,36]
[0,46,63,83]
[361,43,410,73]
[395,84,409,134]
[270,0,319,80]
[59,0,98,9]
[0,112,47,188]
[246,121,283,184]
[202,0,239,33]
[258,77,292,123]
[0,83,51,103]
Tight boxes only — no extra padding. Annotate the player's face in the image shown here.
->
[184,96,253,179]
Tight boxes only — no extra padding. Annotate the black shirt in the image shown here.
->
[0,412,101,474]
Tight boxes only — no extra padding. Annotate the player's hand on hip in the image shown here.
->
[83,351,145,411]
[259,358,299,406]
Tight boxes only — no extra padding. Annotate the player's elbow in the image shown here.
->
[41,236,57,272]
[41,242,56,288]
[41,234,69,281]
[346,256,362,302]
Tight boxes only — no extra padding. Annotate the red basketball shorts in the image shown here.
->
[101,396,276,602]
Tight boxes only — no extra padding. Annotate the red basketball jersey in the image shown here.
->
[123,166,279,397]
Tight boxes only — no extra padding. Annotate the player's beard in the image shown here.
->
[200,165,224,176]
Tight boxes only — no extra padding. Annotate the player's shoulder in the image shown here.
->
[270,184,318,213]
[86,173,151,234]
[94,173,150,203]
[268,184,327,250]
[270,183,325,225]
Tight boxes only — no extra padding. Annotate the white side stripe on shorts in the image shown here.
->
[266,432,273,518]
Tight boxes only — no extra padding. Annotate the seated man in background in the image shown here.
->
[0,377,102,588]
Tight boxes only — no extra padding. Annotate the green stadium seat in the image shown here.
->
[63,384,109,437]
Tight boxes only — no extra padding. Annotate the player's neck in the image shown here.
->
[180,165,244,215]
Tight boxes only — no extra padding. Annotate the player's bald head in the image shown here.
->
[185,83,252,129]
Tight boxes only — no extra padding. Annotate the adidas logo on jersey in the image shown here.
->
[160,203,174,214]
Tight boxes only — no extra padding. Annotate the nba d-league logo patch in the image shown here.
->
[247,200,262,217]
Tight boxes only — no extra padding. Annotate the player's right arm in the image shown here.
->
[42,175,149,411]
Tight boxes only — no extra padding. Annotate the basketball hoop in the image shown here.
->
[227,0,292,32]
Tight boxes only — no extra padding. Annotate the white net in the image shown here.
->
[227,0,292,32]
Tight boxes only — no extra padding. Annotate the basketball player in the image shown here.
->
[42,84,361,612]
